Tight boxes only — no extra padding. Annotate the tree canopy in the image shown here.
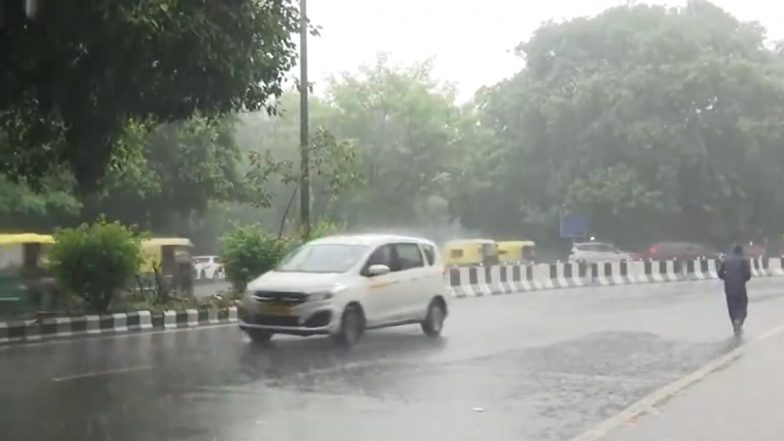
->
[5,0,784,253]
[324,56,473,227]
[0,0,299,191]
[470,1,784,247]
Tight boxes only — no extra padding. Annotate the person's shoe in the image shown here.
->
[732,319,742,336]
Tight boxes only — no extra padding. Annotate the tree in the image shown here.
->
[81,116,247,232]
[238,92,364,233]
[0,0,299,191]
[0,174,79,218]
[563,164,674,246]
[325,56,466,226]
[474,1,784,247]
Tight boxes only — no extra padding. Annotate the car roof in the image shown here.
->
[309,234,435,247]
[574,241,613,246]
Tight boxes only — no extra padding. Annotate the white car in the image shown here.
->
[568,242,632,263]
[193,255,223,280]
[239,234,449,345]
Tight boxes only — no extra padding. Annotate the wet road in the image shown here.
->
[605,324,784,441]
[2,279,784,441]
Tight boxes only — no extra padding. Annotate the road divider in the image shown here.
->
[2,256,779,346]
[446,257,781,298]
[0,307,238,345]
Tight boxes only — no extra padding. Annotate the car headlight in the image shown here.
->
[309,291,335,301]
[308,285,345,301]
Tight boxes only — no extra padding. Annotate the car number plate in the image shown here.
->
[261,304,292,316]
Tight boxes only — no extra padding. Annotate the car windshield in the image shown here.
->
[276,244,368,273]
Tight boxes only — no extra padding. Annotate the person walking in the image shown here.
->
[718,243,752,336]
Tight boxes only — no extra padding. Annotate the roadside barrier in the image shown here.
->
[446,257,781,298]
[0,307,238,345]
[3,258,780,344]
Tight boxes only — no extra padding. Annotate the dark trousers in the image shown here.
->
[725,291,748,324]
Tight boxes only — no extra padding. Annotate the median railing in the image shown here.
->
[445,257,782,297]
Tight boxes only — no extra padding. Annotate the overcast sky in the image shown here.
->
[307,0,783,100]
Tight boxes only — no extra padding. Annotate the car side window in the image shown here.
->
[421,244,436,266]
[395,243,424,271]
[364,245,395,274]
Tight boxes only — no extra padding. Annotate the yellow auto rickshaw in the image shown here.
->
[0,233,57,315]
[140,237,194,296]
[497,240,536,264]
[443,239,499,266]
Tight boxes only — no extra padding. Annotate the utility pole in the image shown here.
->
[1,0,39,28]
[25,0,39,17]
[299,0,311,239]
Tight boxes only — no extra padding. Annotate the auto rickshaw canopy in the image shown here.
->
[497,240,536,263]
[443,239,499,266]
[0,233,55,246]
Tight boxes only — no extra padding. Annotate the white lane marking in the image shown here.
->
[569,321,784,441]
[51,365,152,382]
[0,323,238,351]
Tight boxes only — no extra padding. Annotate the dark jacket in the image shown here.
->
[718,254,751,296]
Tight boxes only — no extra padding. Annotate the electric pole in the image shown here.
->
[299,0,311,239]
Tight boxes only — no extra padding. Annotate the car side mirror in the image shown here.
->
[367,264,391,277]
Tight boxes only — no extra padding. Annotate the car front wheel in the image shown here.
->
[421,300,446,337]
[334,304,365,346]
[246,329,273,343]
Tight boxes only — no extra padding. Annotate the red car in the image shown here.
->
[642,242,719,261]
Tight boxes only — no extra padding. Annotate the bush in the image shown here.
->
[220,225,290,293]
[49,220,142,313]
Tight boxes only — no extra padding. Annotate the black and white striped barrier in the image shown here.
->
[0,307,238,345]
[446,257,782,298]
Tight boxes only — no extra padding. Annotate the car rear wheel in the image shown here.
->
[334,305,365,346]
[246,329,273,343]
[421,300,446,337]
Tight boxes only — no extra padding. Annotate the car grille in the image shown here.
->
[304,311,332,328]
[252,291,307,305]
[245,314,300,327]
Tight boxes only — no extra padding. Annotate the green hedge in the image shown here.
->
[220,225,290,293]
[49,220,142,313]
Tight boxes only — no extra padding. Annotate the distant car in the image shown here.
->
[568,242,633,263]
[239,234,449,346]
[743,244,765,259]
[193,255,223,280]
[642,242,718,261]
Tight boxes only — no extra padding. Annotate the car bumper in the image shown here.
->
[238,302,338,336]
[239,320,332,336]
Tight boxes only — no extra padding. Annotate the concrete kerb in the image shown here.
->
[0,306,239,346]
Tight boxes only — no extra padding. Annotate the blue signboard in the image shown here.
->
[560,211,590,239]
